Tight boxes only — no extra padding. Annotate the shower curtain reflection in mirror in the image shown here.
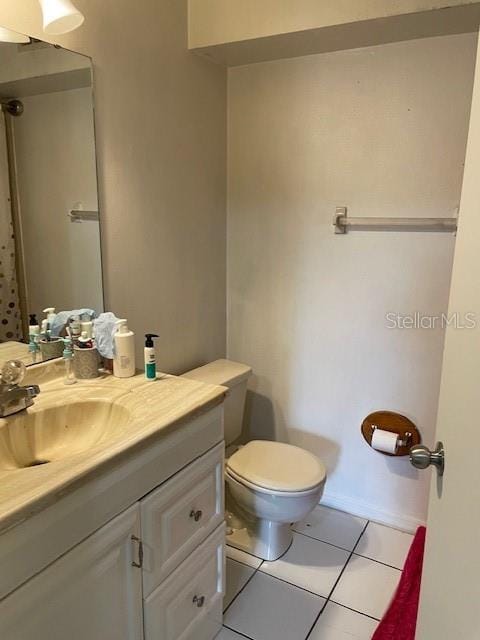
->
[0,116,22,342]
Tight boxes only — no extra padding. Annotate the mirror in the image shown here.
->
[0,30,103,366]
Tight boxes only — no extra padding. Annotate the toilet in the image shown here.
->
[182,359,326,561]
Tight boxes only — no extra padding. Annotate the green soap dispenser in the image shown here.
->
[144,334,159,380]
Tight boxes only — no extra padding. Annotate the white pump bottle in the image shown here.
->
[113,319,136,378]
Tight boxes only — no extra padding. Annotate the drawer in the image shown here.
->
[144,524,225,640]
[141,442,224,595]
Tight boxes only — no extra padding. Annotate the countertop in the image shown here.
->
[0,367,226,534]
[0,341,33,368]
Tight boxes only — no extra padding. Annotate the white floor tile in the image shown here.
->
[309,601,378,639]
[355,521,414,569]
[226,544,263,569]
[331,554,401,620]
[224,572,325,640]
[294,505,367,551]
[224,558,255,611]
[260,532,350,597]
[215,628,246,640]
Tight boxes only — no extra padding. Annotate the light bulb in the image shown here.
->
[38,0,85,35]
[0,27,30,43]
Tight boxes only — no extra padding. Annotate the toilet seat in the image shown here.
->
[225,466,324,497]
[226,440,326,495]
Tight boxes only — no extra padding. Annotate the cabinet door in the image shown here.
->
[0,504,143,640]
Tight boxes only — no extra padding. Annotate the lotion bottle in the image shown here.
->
[144,334,159,381]
[113,319,136,378]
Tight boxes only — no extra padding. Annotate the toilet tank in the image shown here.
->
[182,359,252,445]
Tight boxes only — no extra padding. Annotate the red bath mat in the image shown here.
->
[372,526,426,640]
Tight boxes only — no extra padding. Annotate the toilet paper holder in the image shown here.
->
[372,425,413,447]
[361,411,421,457]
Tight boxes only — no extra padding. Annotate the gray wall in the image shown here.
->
[227,33,477,529]
[0,0,227,373]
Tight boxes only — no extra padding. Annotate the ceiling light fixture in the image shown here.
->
[38,0,85,36]
[0,27,30,43]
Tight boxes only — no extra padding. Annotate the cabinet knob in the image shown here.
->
[193,595,205,608]
[190,509,203,522]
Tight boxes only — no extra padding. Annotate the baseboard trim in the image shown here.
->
[320,491,426,533]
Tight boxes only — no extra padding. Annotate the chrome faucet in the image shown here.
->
[0,360,40,418]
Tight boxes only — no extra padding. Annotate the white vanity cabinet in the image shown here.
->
[0,433,225,640]
[0,504,144,640]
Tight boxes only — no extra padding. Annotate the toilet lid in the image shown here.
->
[226,440,326,493]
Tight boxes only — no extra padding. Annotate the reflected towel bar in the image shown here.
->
[68,210,99,223]
[333,207,458,234]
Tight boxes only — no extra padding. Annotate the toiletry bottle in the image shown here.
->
[70,315,82,343]
[43,307,56,324]
[28,314,40,364]
[62,338,76,385]
[43,307,56,340]
[144,334,159,381]
[80,315,94,339]
[113,319,136,378]
[29,314,40,337]
[28,334,40,364]
[78,331,93,349]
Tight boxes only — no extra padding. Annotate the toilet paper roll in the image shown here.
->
[371,428,399,454]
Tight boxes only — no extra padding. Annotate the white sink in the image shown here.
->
[0,400,132,470]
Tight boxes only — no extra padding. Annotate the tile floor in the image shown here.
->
[217,505,414,640]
